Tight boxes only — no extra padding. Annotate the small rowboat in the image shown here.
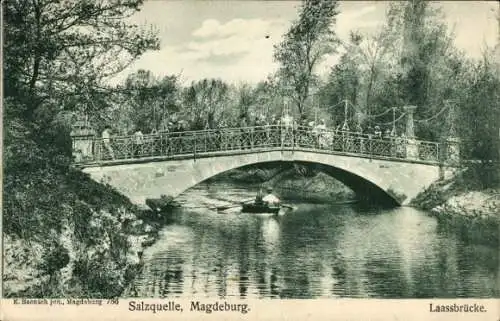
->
[146,195,179,213]
[241,202,281,214]
[215,200,293,216]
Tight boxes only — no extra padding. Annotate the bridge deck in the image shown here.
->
[72,125,450,167]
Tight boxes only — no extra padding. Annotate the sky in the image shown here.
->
[110,1,499,86]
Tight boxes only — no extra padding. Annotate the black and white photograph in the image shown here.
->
[2,0,499,307]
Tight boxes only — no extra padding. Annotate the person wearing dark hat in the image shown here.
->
[133,127,144,158]
[262,187,280,205]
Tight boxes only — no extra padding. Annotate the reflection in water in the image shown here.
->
[127,183,499,299]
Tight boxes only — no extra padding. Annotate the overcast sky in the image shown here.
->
[110,1,498,86]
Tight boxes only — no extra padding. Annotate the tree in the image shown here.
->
[122,70,179,133]
[457,51,500,187]
[360,0,457,140]
[182,79,230,129]
[235,83,256,120]
[351,31,390,118]
[273,0,340,118]
[318,31,363,125]
[386,1,454,112]
[3,0,160,240]
[4,0,160,122]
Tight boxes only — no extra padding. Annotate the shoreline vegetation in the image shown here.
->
[410,166,500,244]
[208,164,356,204]
[3,169,176,298]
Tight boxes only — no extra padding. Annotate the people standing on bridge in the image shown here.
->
[240,117,248,149]
[313,119,325,148]
[175,121,184,133]
[101,125,114,160]
[367,125,373,137]
[281,113,294,128]
[250,115,260,148]
[312,119,323,148]
[355,124,365,153]
[295,118,307,146]
[374,126,382,139]
[218,119,228,150]
[262,187,280,206]
[377,128,392,156]
[396,133,407,158]
[280,113,294,147]
[263,118,271,146]
[383,128,391,140]
[371,126,383,155]
[158,124,170,156]
[133,128,144,158]
[174,120,186,153]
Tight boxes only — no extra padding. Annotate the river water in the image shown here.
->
[127,182,499,299]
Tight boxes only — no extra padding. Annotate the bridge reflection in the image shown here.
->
[124,203,498,298]
[72,125,446,166]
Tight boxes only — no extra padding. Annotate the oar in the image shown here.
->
[213,197,255,211]
[279,204,296,212]
[214,204,242,211]
[215,197,254,204]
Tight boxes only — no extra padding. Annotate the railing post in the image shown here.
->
[193,133,197,161]
[250,126,254,150]
[404,105,419,160]
[96,140,101,163]
[445,137,460,166]
[70,121,96,164]
[369,137,373,158]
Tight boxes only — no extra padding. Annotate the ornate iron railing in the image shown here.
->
[72,125,443,166]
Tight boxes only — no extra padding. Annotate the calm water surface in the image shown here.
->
[127,183,499,298]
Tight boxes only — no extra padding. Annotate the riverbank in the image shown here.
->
[411,168,499,243]
[3,168,174,298]
[210,164,355,203]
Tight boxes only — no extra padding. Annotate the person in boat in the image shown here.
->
[262,187,280,206]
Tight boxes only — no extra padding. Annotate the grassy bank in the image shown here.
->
[411,167,500,243]
[2,116,181,297]
[3,166,173,298]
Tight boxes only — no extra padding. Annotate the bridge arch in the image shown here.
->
[206,160,402,206]
[82,150,442,206]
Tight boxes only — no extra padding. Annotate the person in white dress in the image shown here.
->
[262,187,280,206]
[133,128,144,157]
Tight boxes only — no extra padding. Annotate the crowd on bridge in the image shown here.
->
[90,112,434,163]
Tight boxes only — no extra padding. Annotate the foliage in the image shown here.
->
[117,70,181,133]
[3,0,159,297]
[274,0,340,117]
[315,1,499,189]
[456,51,500,187]
[379,0,457,139]
[182,79,230,129]
[4,0,160,122]
[319,32,363,126]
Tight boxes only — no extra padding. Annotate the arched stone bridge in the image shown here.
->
[73,125,460,206]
